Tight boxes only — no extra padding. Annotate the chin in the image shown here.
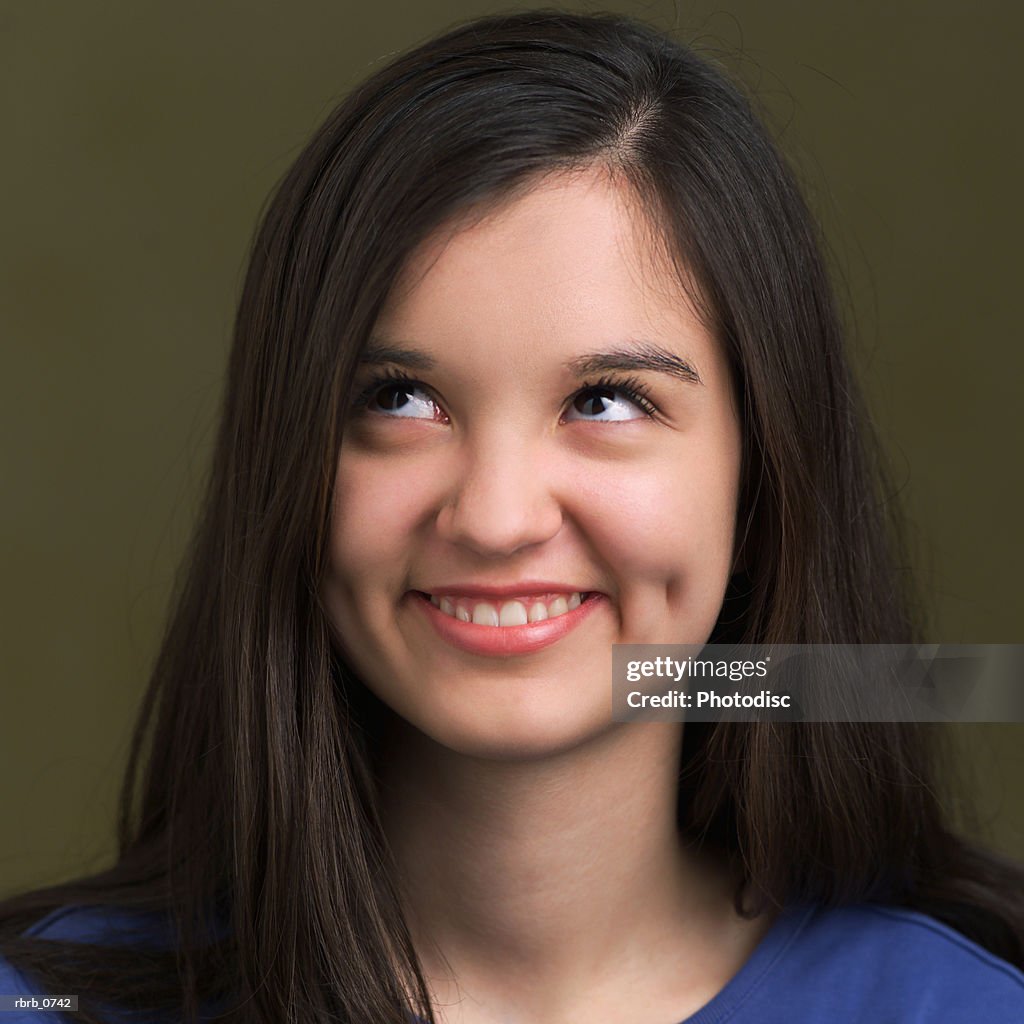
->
[418,699,616,763]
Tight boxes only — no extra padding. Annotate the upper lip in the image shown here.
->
[415,581,594,599]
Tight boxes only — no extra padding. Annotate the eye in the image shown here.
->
[369,381,441,419]
[563,376,657,422]
[350,369,447,422]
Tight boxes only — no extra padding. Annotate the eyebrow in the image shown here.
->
[358,342,438,370]
[565,341,702,386]
[360,338,703,385]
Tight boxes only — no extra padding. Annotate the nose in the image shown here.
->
[435,435,564,558]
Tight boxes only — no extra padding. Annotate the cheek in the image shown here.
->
[321,449,440,667]
[327,449,438,584]
[561,441,740,584]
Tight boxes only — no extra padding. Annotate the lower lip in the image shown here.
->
[410,591,605,656]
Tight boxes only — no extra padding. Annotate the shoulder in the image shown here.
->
[761,902,1024,1022]
[19,903,173,944]
[0,952,50,1013]
[0,905,178,1024]
[0,910,84,1023]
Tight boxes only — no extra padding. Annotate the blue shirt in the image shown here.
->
[1,900,1022,1021]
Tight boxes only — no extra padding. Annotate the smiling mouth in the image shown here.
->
[412,591,596,627]
[409,590,603,656]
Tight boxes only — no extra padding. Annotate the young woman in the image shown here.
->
[1,9,1022,1024]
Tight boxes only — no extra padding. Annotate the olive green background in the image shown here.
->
[1,1,1021,897]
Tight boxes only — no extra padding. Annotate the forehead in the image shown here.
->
[368,167,729,395]
[375,167,710,358]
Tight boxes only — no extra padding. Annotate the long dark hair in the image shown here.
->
[2,9,1021,1023]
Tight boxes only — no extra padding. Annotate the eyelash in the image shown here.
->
[348,368,660,420]
[349,366,423,413]
[574,374,658,418]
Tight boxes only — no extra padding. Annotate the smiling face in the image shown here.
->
[321,166,743,760]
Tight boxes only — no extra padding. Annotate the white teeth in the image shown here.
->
[499,601,529,626]
[429,592,586,626]
[528,602,548,623]
[471,602,499,626]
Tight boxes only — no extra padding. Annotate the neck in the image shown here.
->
[376,717,753,1019]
